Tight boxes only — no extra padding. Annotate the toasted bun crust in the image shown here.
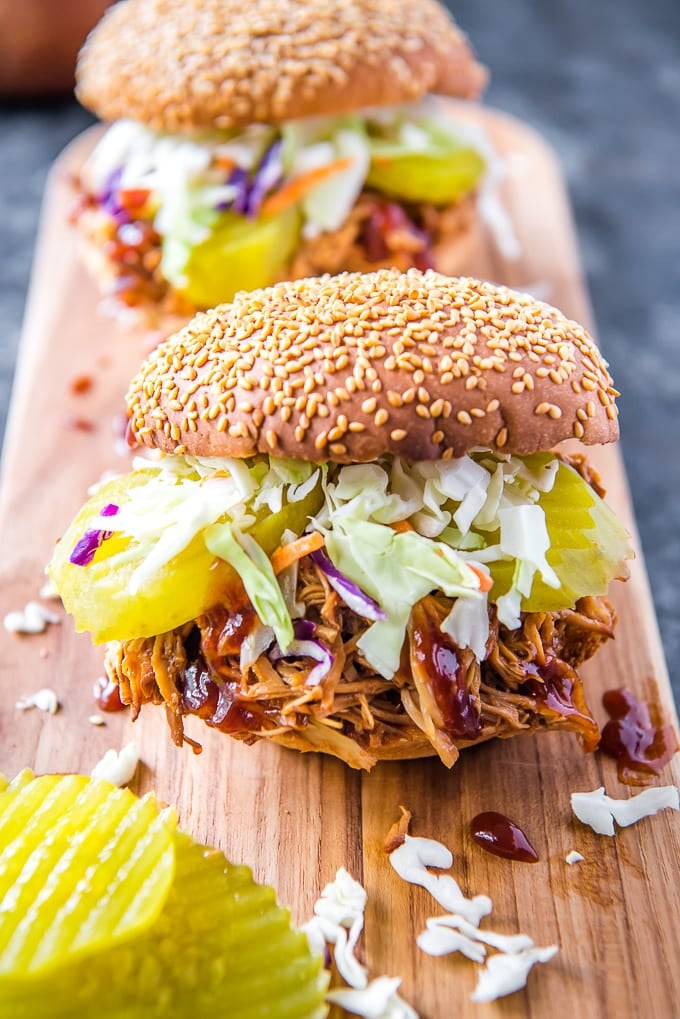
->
[127,269,619,462]
[76,0,487,132]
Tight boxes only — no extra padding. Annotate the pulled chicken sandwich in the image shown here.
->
[70,0,516,319]
[49,269,632,770]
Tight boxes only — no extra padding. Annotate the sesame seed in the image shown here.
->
[126,268,617,462]
[391,428,407,441]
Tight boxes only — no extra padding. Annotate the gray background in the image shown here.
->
[0,0,678,700]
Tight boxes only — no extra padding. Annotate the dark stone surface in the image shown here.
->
[0,0,678,699]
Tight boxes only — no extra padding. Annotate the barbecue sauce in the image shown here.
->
[600,687,678,785]
[199,602,257,659]
[182,663,268,735]
[93,675,126,713]
[180,598,281,737]
[410,602,482,739]
[360,199,434,269]
[470,811,539,863]
[521,656,600,751]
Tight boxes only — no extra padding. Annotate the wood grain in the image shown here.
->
[0,106,678,1018]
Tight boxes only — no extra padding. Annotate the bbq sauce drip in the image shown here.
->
[360,199,434,270]
[93,675,126,713]
[182,662,269,735]
[199,602,257,659]
[521,656,600,751]
[470,811,539,863]
[600,687,678,785]
[411,604,482,739]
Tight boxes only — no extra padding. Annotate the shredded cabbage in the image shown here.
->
[205,524,293,651]
[323,519,482,677]
[82,98,491,281]
[52,448,632,679]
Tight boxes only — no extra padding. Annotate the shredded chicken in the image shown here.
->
[383,806,413,854]
[106,546,614,771]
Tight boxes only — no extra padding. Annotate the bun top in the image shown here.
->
[76,0,487,132]
[127,269,619,463]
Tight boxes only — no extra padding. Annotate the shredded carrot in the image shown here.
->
[215,154,237,172]
[468,563,493,593]
[389,520,415,534]
[118,188,151,210]
[270,532,325,575]
[260,157,355,217]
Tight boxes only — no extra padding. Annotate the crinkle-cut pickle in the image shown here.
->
[485,456,631,611]
[0,772,175,977]
[0,773,328,1019]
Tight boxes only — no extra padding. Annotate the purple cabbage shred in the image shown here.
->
[99,167,130,226]
[310,548,387,622]
[217,140,284,218]
[69,503,120,567]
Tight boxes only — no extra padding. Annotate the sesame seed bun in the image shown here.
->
[76,0,487,132]
[127,268,619,463]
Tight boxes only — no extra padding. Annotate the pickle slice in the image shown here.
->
[49,470,323,644]
[1,816,328,1017]
[367,146,485,205]
[162,205,301,309]
[484,457,632,611]
[0,773,175,977]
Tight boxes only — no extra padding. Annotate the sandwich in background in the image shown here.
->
[71,0,518,322]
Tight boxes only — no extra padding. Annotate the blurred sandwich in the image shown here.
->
[71,0,518,321]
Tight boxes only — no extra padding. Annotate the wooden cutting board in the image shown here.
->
[0,106,678,1018]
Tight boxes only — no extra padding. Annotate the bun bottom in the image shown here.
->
[224,706,571,771]
[262,726,491,771]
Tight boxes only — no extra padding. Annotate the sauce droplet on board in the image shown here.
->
[93,675,126,713]
[70,374,94,395]
[600,687,678,785]
[470,812,539,863]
